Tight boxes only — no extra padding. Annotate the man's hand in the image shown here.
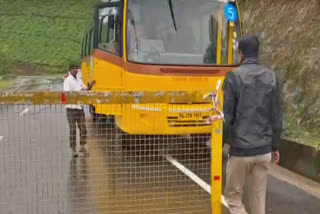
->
[87,81,96,91]
[272,151,280,164]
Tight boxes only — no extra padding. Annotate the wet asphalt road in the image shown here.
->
[0,77,320,214]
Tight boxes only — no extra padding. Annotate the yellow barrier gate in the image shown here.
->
[0,91,223,214]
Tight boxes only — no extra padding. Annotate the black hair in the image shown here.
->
[69,64,79,71]
[238,35,260,58]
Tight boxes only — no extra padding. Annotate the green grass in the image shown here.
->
[0,0,100,73]
[0,79,14,90]
[284,129,320,149]
[282,116,320,149]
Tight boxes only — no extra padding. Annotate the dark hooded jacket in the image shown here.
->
[223,58,282,157]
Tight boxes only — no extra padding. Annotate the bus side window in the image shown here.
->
[98,6,121,55]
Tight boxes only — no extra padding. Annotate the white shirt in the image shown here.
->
[65,70,82,80]
[77,70,82,80]
[63,75,86,109]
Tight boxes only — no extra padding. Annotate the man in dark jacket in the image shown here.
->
[222,35,282,214]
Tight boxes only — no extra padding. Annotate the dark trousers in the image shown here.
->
[66,108,87,149]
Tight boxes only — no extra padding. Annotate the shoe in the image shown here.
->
[79,145,89,156]
[72,148,79,158]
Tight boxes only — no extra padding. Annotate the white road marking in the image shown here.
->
[0,136,3,142]
[19,108,29,116]
[164,154,229,209]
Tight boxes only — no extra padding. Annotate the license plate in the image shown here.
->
[179,112,202,119]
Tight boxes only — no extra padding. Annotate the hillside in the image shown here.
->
[239,0,320,146]
[0,0,99,74]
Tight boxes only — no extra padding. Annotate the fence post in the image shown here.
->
[211,92,224,214]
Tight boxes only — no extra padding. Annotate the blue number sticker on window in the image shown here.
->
[224,4,238,22]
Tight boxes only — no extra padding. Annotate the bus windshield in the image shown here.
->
[126,0,240,65]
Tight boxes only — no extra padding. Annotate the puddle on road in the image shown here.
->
[3,76,63,92]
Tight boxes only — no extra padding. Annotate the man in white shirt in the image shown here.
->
[63,64,94,157]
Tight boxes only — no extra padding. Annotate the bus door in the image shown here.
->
[94,2,123,90]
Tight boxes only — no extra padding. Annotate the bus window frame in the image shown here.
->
[82,33,87,57]
[84,29,89,57]
[94,1,124,57]
[82,24,93,57]
[89,27,95,54]
[81,36,85,57]
[228,1,241,65]
[87,28,92,56]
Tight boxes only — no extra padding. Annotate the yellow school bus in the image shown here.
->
[81,0,242,135]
